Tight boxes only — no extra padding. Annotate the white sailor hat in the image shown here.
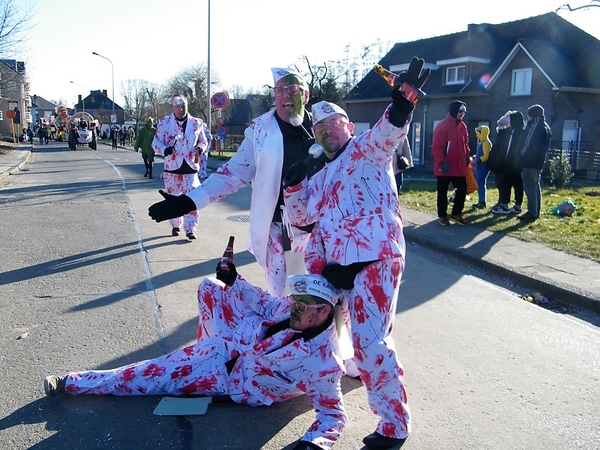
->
[173,95,187,106]
[271,67,307,87]
[288,274,341,306]
[311,101,348,124]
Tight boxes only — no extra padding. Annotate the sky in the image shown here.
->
[15,0,600,108]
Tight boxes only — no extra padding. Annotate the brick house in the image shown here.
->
[343,13,600,180]
[0,59,32,137]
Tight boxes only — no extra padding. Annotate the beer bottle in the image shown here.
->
[220,236,235,271]
[373,64,397,87]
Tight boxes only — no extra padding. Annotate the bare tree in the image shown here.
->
[292,39,395,104]
[556,1,600,11]
[120,79,161,130]
[163,63,220,123]
[0,0,34,58]
[0,0,34,108]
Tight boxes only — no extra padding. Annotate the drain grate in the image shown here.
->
[223,214,251,223]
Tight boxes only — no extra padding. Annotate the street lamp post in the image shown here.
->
[70,81,85,113]
[92,51,115,125]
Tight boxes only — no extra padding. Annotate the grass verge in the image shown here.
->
[400,180,600,262]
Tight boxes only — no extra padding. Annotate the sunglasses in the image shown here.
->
[274,84,302,96]
[288,297,327,314]
[314,118,347,134]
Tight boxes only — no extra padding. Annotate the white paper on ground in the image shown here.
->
[153,396,213,416]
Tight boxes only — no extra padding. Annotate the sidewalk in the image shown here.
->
[205,155,600,314]
[2,146,598,313]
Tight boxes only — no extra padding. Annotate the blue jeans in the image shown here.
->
[475,163,489,204]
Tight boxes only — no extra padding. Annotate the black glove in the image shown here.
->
[438,161,451,175]
[283,161,308,189]
[292,441,321,450]
[322,262,374,290]
[389,57,431,128]
[163,146,174,157]
[397,155,410,171]
[216,261,237,287]
[148,190,196,222]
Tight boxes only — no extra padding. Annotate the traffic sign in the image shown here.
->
[216,125,227,136]
[6,110,16,120]
[216,135,227,141]
[211,92,229,109]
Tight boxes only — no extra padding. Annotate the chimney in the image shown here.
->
[467,23,477,39]
[103,90,108,97]
[78,95,82,103]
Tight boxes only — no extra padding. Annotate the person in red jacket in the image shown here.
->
[431,100,471,226]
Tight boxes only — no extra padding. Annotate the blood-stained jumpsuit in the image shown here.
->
[63,275,346,450]
[152,106,208,237]
[185,108,318,297]
[284,104,412,440]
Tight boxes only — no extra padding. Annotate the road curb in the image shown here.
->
[403,230,600,314]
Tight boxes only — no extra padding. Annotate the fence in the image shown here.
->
[547,140,600,186]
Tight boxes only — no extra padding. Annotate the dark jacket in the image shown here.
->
[488,112,525,174]
[517,117,552,170]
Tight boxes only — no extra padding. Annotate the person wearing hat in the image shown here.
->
[432,99,471,226]
[149,68,323,297]
[152,95,209,240]
[515,104,552,221]
[489,110,525,215]
[282,57,430,450]
[134,117,157,179]
[44,267,346,450]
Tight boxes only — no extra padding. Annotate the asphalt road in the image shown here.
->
[0,142,598,450]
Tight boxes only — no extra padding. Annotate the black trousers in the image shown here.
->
[436,176,467,217]
[499,169,523,206]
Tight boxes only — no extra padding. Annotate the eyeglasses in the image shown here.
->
[288,297,327,314]
[274,84,302,96]
[314,118,347,134]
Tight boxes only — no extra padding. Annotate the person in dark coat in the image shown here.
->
[489,111,525,214]
[516,105,552,221]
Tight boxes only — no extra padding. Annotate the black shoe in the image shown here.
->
[186,233,196,240]
[144,172,148,177]
[473,202,486,209]
[44,375,66,397]
[517,212,537,221]
[149,173,153,179]
[172,227,180,236]
[363,432,406,449]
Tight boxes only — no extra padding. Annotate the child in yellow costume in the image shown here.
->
[473,125,492,208]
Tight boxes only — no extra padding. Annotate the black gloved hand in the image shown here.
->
[397,155,410,171]
[438,161,451,175]
[215,261,237,287]
[389,56,431,127]
[283,161,308,189]
[322,262,373,290]
[292,441,321,450]
[148,190,196,222]
[163,146,174,157]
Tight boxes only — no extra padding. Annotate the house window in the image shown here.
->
[411,122,421,164]
[446,66,465,85]
[6,81,17,92]
[511,68,532,95]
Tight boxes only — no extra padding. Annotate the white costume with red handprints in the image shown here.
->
[185,109,310,296]
[152,113,208,234]
[284,104,412,440]
[65,276,346,449]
